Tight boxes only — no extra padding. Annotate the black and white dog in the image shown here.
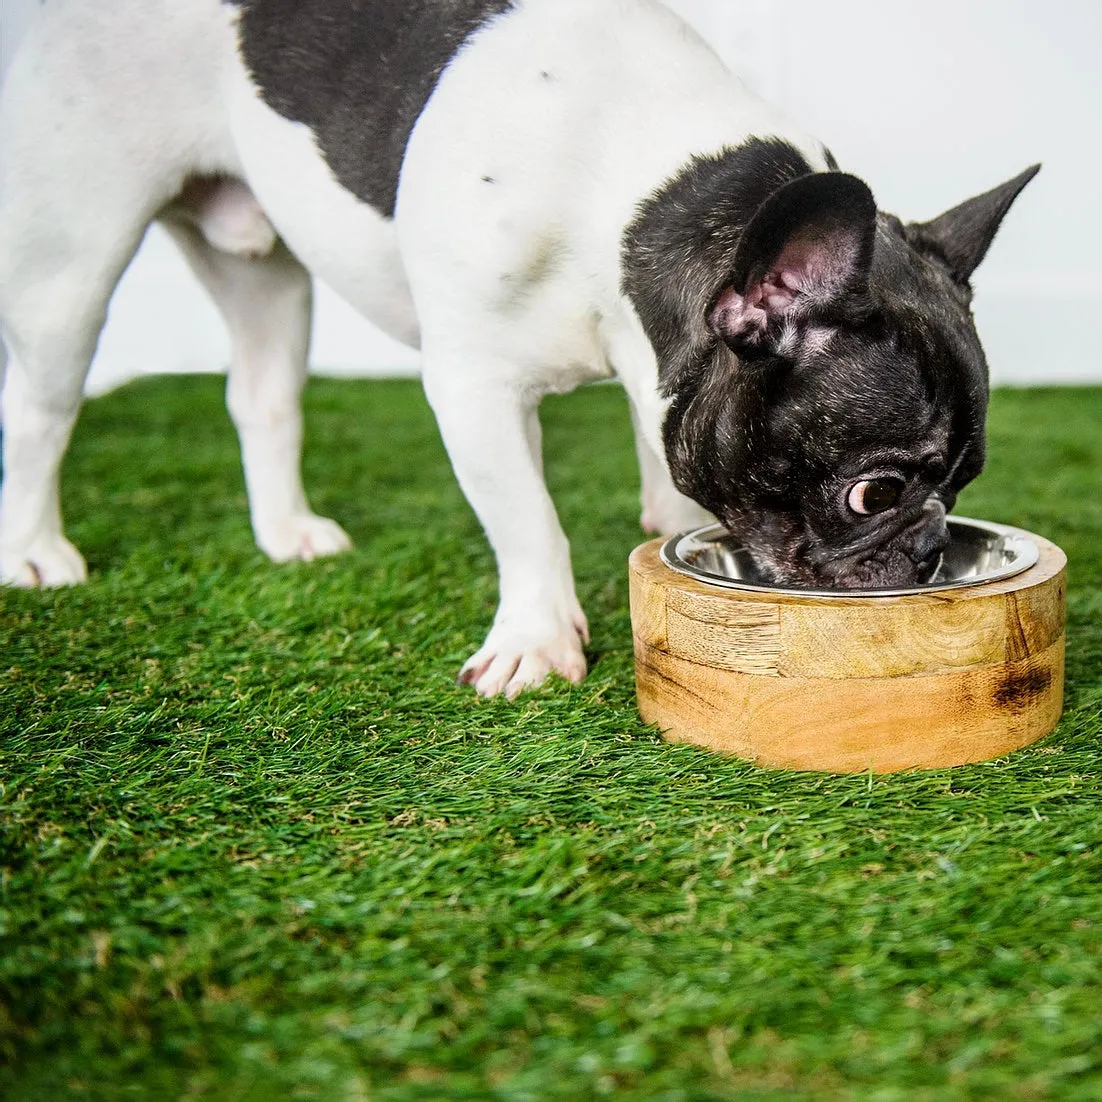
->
[0,0,1036,697]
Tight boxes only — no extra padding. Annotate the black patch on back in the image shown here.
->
[229,0,514,217]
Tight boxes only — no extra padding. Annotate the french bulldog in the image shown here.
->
[0,0,1037,697]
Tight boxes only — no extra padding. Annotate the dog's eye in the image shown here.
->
[848,478,904,516]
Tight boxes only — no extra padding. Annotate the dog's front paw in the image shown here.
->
[1,536,87,588]
[257,514,353,563]
[459,613,589,699]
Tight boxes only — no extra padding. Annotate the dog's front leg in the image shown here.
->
[628,399,712,537]
[424,368,588,699]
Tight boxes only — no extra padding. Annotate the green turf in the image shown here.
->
[1,377,1101,1101]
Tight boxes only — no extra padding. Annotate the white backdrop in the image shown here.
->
[2,0,1100,391]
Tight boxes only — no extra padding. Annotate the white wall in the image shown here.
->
[1,0,1099,391]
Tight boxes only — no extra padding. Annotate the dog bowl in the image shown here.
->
[661,517,1041,598]
[629,518,1066,773]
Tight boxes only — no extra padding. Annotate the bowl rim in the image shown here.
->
[659,516,1041,599]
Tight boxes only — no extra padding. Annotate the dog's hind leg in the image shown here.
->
[0,159,159,586]
[0,225,152,586]
[0,2,221,587]
[160,195,352,563]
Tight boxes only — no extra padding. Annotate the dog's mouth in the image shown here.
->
[748,501,950,591]
[752,550,941,591]
[815,544,945,590]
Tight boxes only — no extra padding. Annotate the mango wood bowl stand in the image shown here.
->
[628,529,1067,774]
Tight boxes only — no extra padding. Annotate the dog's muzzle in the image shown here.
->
[906,499,951,581]
[811,498,950,589]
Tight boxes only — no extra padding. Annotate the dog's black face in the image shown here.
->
[623,142,1038,589]
[669,210,995,588]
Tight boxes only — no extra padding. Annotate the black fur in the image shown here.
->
[622,140,1037,588]
[622,139,817,386]
[230,0,514,217]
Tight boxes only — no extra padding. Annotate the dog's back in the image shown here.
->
[229,0,517,218]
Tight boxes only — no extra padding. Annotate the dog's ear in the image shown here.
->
[907,164,1040,284]
[709,172,877,353]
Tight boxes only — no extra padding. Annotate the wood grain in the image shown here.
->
[629,529,1067,773]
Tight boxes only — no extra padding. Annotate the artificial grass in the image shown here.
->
[1,376,1100,1101]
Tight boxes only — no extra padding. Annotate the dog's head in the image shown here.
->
[626,144,1038,589]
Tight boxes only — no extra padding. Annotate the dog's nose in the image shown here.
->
[909,499,950,579]
[912,520,950,562]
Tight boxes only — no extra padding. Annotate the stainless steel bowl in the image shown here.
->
[659,516,1040,598]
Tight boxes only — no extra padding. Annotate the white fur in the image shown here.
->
[0,0,825,695]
